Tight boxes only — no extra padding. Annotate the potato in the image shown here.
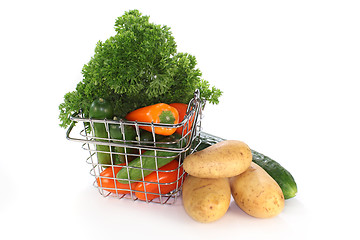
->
[183,140,252,178]
[182,175,231,223]
[230,162,285,218]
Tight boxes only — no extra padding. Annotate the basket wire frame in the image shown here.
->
[66,90,204,205]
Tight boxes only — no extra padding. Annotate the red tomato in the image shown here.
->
[96,164,136,194]
[169,103,194,135]
[134,160,185,201]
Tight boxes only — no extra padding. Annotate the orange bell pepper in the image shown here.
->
[169,103,194,135]
[96,164,136,194]
[134,160,185,201]
[125,103,179,136]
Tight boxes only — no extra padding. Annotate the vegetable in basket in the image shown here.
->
[169,103,194,135]
[136,129,166,142]
[134,160,185,201]
[89,98,115,166]
[116,134,183,184]
[125,103,179,136]
[58,9,222,129]
[96,163,137,194]
[116,150,177,184]
[109,117,137,163]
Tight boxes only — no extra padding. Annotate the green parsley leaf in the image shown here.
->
[59,9,222,128]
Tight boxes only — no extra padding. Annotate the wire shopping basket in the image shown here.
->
[66,90,205,204]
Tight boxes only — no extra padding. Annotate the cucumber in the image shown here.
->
[116,134,183,184]
[194,132,297,199]
[251,150,297,199]
[109,117,137,163]
[89,98,114,167]
[116,149,178,184]
[136,129,167,142]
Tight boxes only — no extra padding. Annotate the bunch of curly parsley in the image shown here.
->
[59,10,222,129]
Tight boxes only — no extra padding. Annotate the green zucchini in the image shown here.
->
[89,98,114,167]
[116,134,183,184]
[109,117,137,163]
[136,129,167,142]
[193,132,297,199]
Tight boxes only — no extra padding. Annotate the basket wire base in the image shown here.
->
[93,180,182,205]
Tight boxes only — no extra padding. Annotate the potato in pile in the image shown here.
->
[182,140,285,223]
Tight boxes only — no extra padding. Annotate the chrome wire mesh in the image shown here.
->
[66,90,204,205]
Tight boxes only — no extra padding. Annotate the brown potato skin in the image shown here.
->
[230,162,285,218]
[183,140,252,178]
[182,176,231,223]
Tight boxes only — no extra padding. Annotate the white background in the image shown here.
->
[1,0,359,239]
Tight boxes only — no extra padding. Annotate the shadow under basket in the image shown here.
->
[66,90,205,205]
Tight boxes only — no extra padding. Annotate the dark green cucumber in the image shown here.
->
[136,129,167,142]
[89,98,114,167]
[116,149,178,184]
[194,132,297,199]
[251,150,297,199]
[109,117,137,163]
[116,134,183,184]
